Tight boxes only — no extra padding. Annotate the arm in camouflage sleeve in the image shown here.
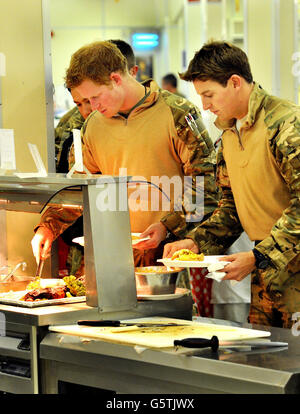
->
[184,145,244,255]
[160,105,220,238]
[34,206,83,240]
[254,120,300,271]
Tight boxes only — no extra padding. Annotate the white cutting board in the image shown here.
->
[49,317,270,349]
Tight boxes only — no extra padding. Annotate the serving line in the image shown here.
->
[40,319,299,394]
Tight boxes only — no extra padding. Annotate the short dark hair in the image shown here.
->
[65,41,127,89]
[162,73,177,88]
[180,40,253,86]
[108,39,136,70]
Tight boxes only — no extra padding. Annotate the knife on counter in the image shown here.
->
[174,337,288,352]
[77,319,187,328]
[174,336,219,352]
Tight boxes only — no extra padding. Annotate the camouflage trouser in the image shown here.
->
[249,265,300,329]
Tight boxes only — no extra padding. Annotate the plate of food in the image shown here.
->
[157,249,230,271]
[72,237,84,246]
[0,275,86,308]
[131,233,150,246]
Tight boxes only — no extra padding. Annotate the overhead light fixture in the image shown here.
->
[132,33,159,50]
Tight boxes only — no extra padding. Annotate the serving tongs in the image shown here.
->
[35,258,45,279]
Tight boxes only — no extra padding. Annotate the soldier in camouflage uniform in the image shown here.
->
[162,41,300,328]
[31,40,219,272]
[53,40,139,276]
[55,39,139,172]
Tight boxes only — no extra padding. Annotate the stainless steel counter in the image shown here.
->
[0,294,193,394]
[0,293,193,327]
[39,320,300,394]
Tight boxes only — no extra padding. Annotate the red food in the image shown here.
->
[22,286,67,301]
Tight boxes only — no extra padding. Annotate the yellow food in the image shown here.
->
[26,278,41,290]
[131,235,140,241]
[135,266,179,274]
[63,275,86,297]
[25,276,85,298]
[171,249,204,261]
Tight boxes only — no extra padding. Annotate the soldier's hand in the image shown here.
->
[134,222,168,250]
[163,239,199,258]
[220,251,256,281]
[31,227,55,264]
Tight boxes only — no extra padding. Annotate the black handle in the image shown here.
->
[174,336,219,352]
[77,320,121,327]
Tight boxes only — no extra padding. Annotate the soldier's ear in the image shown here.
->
[230,75,242,89]
[110,72,122,86]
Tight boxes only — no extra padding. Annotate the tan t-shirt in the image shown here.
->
[222,110,290,240]
[82,87,190,232]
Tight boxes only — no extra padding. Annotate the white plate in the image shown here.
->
[137,288,190,301]
[131,233,150,245]
[158,255,230,271]
[0,290,86,308]
[73,233,151,247]
[73,236,84,246]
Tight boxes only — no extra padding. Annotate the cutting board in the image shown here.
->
[49,317,271,349]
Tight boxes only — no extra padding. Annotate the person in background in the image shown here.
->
[162,40,300,328]
[54,39,139,276]
[31,40,219,277]
[161,73,185,98]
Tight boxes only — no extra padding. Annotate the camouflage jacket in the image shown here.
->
[187,83,300,292]
[82,79,219,234]
[55,106,84,171]
[156,83,220,237]
[39,79,219,239]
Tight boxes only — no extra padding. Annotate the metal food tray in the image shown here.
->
[0,291,86,308]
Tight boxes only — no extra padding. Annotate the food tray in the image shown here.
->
[0,290,86,308]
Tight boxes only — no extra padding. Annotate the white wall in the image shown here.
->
[50,0,298,132]
[0,0,54,276]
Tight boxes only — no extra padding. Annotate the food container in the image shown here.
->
[135,266,181,295]
[0,275,35,293]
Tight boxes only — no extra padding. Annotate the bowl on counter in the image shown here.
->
[0,275,35,293]
[135,266,182,295]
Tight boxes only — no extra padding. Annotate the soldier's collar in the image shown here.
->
[214,82,266,131]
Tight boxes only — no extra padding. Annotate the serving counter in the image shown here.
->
[0,174,194,394]
[0,295,193,394]
[39,319,300,394]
